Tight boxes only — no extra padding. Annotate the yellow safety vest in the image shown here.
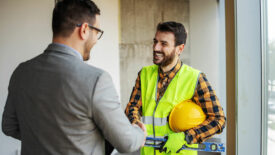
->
[140,64,200,155]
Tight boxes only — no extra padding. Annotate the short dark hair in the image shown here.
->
[52,0,100,37]
[157,21,187,46]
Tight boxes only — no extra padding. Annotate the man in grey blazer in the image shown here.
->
[1,0,146,154]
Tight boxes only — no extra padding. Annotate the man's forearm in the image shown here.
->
[125,102,142,124]
[125,71,143,124]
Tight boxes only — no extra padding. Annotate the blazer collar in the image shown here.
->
[44,43,83,60]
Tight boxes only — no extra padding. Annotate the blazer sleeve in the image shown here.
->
[2,68,21,140]
[92,71,145,153]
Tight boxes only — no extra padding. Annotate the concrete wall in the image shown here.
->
[120,0,190,108]
[119,0,226,112]
[0,0,120,154]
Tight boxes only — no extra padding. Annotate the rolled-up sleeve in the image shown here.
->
[125,71,142,125]
[185,73,226,144]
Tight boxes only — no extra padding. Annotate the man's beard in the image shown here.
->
[153,49,176,67]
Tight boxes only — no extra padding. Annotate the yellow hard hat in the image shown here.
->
[169,100,206,132]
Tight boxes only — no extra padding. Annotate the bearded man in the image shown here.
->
[125,21,226,155]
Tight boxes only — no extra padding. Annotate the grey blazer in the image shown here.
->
[2,43,144,155]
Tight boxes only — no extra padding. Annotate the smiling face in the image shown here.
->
[153,31,179,67]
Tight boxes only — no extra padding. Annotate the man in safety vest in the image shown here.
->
[125,21,226,155]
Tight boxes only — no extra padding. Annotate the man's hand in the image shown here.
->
[162,132,187,153]
[132,121,147,147]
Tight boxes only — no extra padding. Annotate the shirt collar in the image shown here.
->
[52,43,83,61]
[159,60,182,79]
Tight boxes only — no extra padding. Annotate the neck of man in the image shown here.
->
[52,36,84,58]
[160,57,179,73]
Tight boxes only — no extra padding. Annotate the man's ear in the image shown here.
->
[79,23,90,40]
[177,44,185,55]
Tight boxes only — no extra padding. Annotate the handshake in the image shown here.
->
[132,121,147,147]
[132,121,188,153]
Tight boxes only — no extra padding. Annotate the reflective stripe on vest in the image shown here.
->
[140,64,200,155]
[142,116,168,126]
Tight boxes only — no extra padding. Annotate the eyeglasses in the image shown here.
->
[76,24,104,40]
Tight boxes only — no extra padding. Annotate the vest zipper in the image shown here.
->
[153,74,164,155]
[153,95,163,155]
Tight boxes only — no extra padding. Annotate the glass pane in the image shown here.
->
[266,0,275,154]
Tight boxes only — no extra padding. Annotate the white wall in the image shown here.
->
[88,0,120,93]
[119,0,190,108]
[190,0,220,95]
[0,1,54,154]
[0,0,120,154]
[190,0,226,118]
